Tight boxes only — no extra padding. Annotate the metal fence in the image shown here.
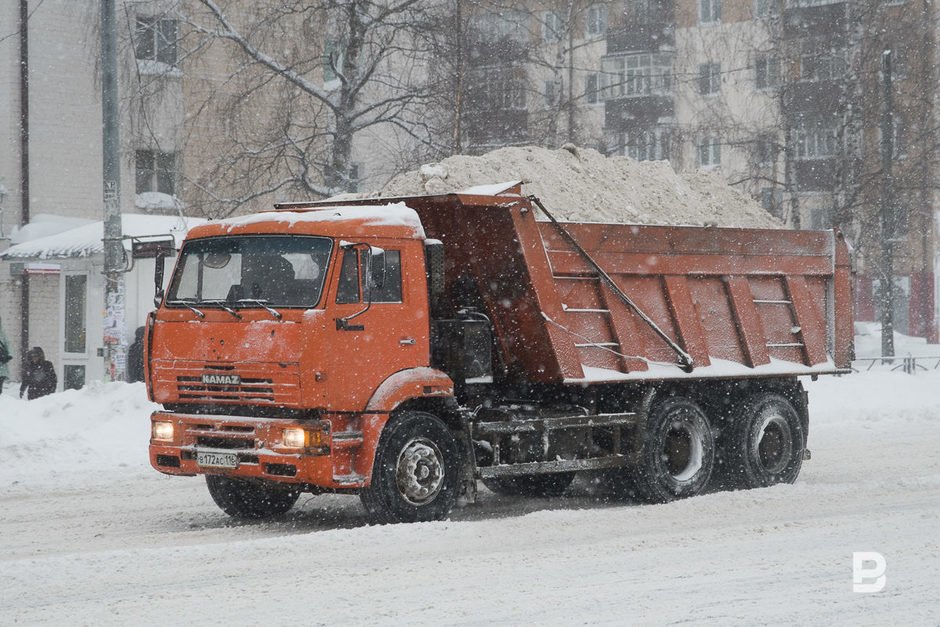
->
[852,356,940,374]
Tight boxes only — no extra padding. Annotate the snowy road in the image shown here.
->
[1,372,938,625]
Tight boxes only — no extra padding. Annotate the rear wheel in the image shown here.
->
[617,396,715,503]
[205,475,300,519]
[483,472,576,498]
[718,392,805,489]
[360,411,460,524]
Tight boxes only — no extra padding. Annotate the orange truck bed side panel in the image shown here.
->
[406,194,851,382]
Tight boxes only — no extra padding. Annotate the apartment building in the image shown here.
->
[451,0,938,341]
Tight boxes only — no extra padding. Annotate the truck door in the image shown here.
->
[327,242,428,411]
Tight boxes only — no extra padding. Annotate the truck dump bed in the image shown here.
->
[289,188,854,385]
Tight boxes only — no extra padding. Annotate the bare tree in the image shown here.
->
[172,0,437,216]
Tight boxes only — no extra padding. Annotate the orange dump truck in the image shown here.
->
[147,184,852,523]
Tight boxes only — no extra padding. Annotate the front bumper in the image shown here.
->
[149,411,362,489]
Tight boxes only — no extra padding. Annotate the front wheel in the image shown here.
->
[617,396,716,503]
[205,475,300,519]
[360,411,461,524]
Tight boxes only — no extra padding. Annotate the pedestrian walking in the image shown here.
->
[0,315,12,393]
[20,347,57,400]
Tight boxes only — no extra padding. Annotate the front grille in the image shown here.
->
[187,422,259,451]
[195,436,255,450]
[177,376,275,403]
[154,361,302,407]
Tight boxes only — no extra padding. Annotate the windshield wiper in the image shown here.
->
[167,299,205,318]
[236,298,282,321]
[202,299,243,320]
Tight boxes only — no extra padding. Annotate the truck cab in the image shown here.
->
[148,203,456,517]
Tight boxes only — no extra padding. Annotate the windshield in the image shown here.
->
[166,235,332,308]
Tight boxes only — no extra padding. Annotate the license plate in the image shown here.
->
[196,451,238,468]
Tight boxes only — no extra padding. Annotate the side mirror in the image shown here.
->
[132,236,176,309]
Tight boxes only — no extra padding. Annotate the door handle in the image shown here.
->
[399,337,416,346]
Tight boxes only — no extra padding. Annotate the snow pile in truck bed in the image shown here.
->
[381,145,783,228]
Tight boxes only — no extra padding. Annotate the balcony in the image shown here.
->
[606,22,675,55]
[604,96,674,130]
[783,2,848,39]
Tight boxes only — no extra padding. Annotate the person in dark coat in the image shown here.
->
[20,347,57,400]
[126,326,146,383]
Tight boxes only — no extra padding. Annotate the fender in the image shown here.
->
[354,367,455,485]
[364,366,454,413]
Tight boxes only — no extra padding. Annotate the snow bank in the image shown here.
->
[0,382,158,489]
[382,145,783,228]
[853,321,940,359]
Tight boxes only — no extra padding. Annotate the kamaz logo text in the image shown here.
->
[202,374,241,385]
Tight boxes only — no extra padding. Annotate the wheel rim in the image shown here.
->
[395,437,445,506]
[663,418,705,483]
[755,410,793,474]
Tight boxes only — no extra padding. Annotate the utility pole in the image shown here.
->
[101,0,126,381]
[879,49,895,359]
[451,0,463,154]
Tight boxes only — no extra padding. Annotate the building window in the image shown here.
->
[471,10,528,41]
[600,53,673,99]
[700,0,721,23]
[626,128,672,161]
[587,5,608,35]
[794,125,839,159]
[542,11,563,42]
[760,187,784,218]
[467,66,527,111]
[799,42,847,82]
[135,16,178,66]
[136,150,177,195]
[755,135,779,165]
[810,205,833,230]
[626,0,654,23]
[585,73,599,104]
[699,137,721,167]
[755,0,780,18]
[755,54,780,89]
[888,116,908,159]
[544,80,556,107]
[64,365,86,391]
[699,62,721,95]
[323,39,343,82]
[64,275,87,354]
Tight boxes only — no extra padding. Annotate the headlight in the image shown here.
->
[152,421,174,442]
[282,427,307,448]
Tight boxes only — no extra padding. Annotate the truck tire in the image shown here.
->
[482,472,576,498]
[620,396,716,503]
[205,475,300,519]
[718,392,805,489]
[360,411,461,524]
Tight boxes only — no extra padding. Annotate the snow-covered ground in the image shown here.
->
[1,366,938,624]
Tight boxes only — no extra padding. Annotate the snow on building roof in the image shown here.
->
[10,214,96,245]
[1,214,207,260]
